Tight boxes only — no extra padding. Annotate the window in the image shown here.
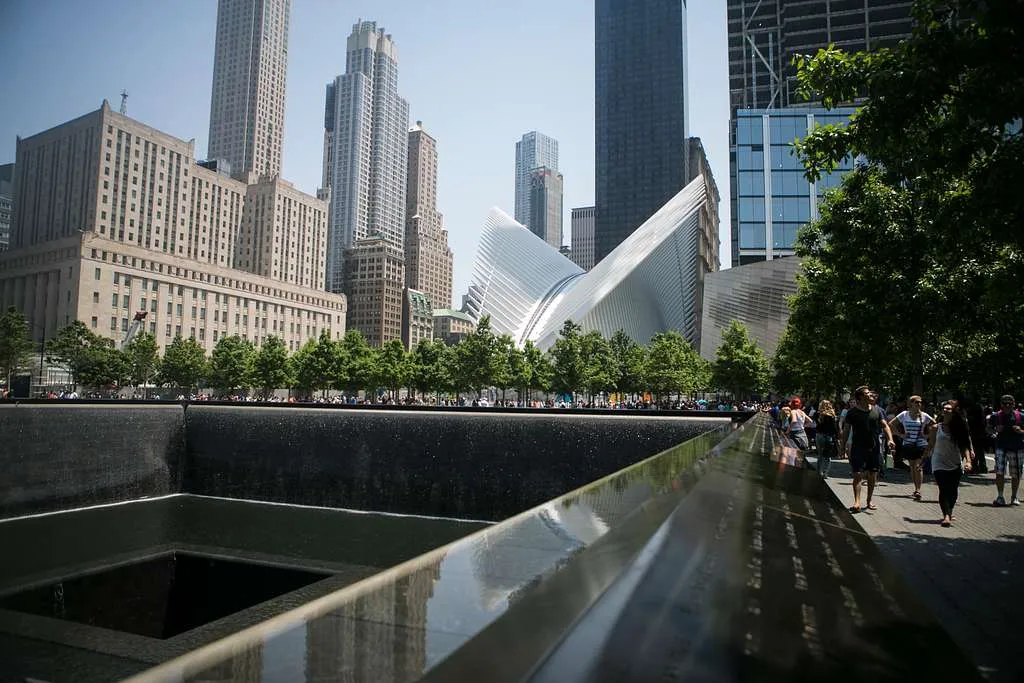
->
[94,268,101,280]
[140,298,146,311]
[176,304,183,317]
[175,325,182,337]
[166,324,172,338]
[92,292,99,303]
[113,272,120,284]
[121,318,129,332]
[110,317,117,331]
[122,295,130,309]
[112,293,119,307]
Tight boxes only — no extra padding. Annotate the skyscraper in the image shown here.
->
[570,206,596,271]
[405,122,453,311]
[528,168,564,249]
[727,0,913,265]
[595,0,689,264]
[207,0,291,178]
[514,131,559,228]
[322,20,410,294]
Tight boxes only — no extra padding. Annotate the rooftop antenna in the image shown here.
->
[119,90,128,116]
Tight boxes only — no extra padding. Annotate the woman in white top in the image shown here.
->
[785,397,814,451]
[925,400,973,527]
[890,395,934,501]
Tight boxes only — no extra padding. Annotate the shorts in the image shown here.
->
[902,444,925,461]
[791,430,809,451]
[994,449,1023,478]
[849,444,881,474]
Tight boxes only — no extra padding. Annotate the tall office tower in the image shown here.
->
[207,0,291,178]
[514,132,559,228]
[570,206,596,271]
[528,168,564,249]
[0,164,13,252]
[405,122,453,311]
[595,0,689,264]
[727,0,913,264]
[322,21,410,295]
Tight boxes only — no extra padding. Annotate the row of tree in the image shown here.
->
[773,0,1023,400]
[0,307,772,400]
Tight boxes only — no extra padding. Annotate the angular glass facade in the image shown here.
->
[595,0,688,265]
[731,108,854,265]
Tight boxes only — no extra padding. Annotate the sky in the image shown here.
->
[0,0,729,308]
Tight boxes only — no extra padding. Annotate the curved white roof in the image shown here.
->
[467,176,709,350]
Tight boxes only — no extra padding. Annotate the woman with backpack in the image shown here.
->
[925,400,973,527]
[785,398,814,451]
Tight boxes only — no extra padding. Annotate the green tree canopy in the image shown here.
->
[293,330,341,397]
[549,320,585,399]
[208,335,255,395]
[251,335,292,396]
[376,339,412,400]
[340,330,374,395]
[411,338,450,400]
[159,336,207,391]
[647,331,707,400]
[581,330,616,400]
[609,330,647,398]
[779,0,1024,397]
[46,321,127,389]
[521,340,553,397]
[454,315,498,396]
[713,320,770,399]
[123,332,159,388]
[0,307,34,388]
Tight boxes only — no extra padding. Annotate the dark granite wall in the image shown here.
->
[183,407,721,521]
[0,403,726,522]
[0,405,186,519]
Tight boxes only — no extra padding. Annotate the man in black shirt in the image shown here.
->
[840,385,896,512]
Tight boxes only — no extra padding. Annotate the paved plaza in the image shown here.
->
[817,455,1024,683]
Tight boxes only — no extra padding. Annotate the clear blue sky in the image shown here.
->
[0,0,729,307]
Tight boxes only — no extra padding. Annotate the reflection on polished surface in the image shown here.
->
[128,425,732,683]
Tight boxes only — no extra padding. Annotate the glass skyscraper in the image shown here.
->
[726,0,913,265]
[595,0,689,265]
[733,107,854,263]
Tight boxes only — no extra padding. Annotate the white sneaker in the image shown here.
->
[1012,498,1022,506]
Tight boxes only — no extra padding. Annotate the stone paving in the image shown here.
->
[815,454,1024,683]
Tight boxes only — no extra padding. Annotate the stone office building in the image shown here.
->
[0,101,345,353]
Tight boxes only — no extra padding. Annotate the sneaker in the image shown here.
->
[1013,498,1022,506]
[994,496,1006,507]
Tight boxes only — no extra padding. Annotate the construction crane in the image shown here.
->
[120,90,128,116]
[120,311,148,349]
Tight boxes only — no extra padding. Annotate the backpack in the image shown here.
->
[997,410,1022,427]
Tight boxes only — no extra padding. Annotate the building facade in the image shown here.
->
[570,206,596,271]
[0,234,345,354]
[401,288,434,350]
[595,0,689,264]
[514,131,559,229]
[726,0,913,265]
[732,107,854,264]
[2,103,344,356]
[322,21,410,295]
[0,163,12,252]
[466,174,714,350]
[236,176,328,290]
[342,234,405,347]
[432,309,474,346]
[528,168,564,249]
[405,122,453,310]
[207,0,291,178]
[699,256,801,360]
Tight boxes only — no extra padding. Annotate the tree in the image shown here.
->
[609,330,648,400]
[340,330,374,396]
[647,331,706,402]
[251,335,292,397]
[123,332,159,389]
[411,338,450,401]
[580,330,616,402]
[159,336,207,392]
[492,334,518,401]
[549,320,585,400]
[377,339,411,400]
[781,0,1024,397]
[713,320,770,400]
[46,321,127,390]
[454,315,498,397]
[293,331,341,398]
[521,340,553,399]
[0,307,34,389]
[208,335,255,395]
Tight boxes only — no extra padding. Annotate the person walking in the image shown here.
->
[814,400,839,479]
[890,396,934,501]
[989,394,1023,506]
[840,386,896,512]
[925,401,972,527]
[785,398,813,451]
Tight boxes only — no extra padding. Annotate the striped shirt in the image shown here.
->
[896,411,933,448]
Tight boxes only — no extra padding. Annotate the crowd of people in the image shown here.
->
[772,387,1023,527]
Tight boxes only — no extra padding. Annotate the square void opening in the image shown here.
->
[0,551,331,639]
